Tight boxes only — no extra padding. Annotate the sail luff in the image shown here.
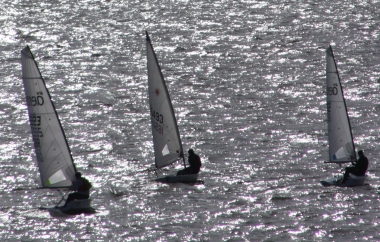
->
[146,32,184,169]
[325,46,356,163]
[21,46,77,188]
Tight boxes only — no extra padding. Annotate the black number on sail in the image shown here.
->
[327,86,338,95]
[29,115,41,126]
[326,102,331,122]
[150,106,163,124]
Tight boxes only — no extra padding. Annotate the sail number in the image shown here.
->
[29,115,43,150]
[29,115,41,126]
[327,85,338,95]
[26,92,44,106]
[326,102,331,122]
[150,106,164,135]
[152,120,164,135]
[150,106,163,123]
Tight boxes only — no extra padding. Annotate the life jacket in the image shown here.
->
[78,177,92,191]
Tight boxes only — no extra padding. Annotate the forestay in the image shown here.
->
[21,46,76,187]
[325,46,356,163]
[146,32,184,169]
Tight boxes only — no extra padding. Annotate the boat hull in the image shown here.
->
[155,174,199,183]
[320,175,367,187]
[40,199,92,213]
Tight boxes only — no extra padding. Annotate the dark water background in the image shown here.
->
[1,0,380,240]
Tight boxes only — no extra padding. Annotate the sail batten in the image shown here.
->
[146,32,184,169]
[21,46,77,188]
[325,46,356,163]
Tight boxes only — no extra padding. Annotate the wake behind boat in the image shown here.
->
[146,32,200,183]
[320,46,366,187]
[21,46,93,212]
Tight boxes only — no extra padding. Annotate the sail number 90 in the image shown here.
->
[327,86,338,95]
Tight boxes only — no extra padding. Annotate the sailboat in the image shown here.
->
[21,46,92,211]
[146,32,198,183]
[320,46,367,187]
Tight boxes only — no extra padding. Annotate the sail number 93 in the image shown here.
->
[29,115,43,148]
[29,115,41,126]
[150,107,164,135]
[150,106,163,123]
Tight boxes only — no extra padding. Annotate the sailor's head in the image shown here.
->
[75,172,82,178]
[358,150,364,156]
[188,149,194,155]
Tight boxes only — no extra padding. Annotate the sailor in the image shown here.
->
[341,150,369,184]
[177,149,202,176]
[63,172,92,207]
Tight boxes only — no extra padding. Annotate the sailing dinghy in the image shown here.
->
[320,46,366,187]
[21,46,92,212]
[146,32,198,183]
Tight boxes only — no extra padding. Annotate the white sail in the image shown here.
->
[326,46,356,163]
[21,46,76,187]
[146,32,184,169]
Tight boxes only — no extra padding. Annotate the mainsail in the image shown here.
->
[325,46,356,163]
[146,32,184,169]
[21,46,76,187]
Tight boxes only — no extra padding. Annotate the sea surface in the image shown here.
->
[1,0,380,241]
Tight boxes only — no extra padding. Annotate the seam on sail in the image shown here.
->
[22,77,42,80]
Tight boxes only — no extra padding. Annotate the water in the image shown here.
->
[1,0,380,240]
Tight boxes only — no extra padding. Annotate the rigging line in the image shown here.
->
[55,190,70,207]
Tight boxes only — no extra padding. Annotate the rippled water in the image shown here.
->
[1,0,380,240]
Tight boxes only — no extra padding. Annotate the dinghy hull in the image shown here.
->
[320,175,367,187]
[40,199,92,213]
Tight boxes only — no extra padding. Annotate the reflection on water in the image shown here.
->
[0,0,380,240]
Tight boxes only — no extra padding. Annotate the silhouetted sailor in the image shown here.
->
[341,150,368,184]
[177,149,201,175]
[63,172,92,207]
